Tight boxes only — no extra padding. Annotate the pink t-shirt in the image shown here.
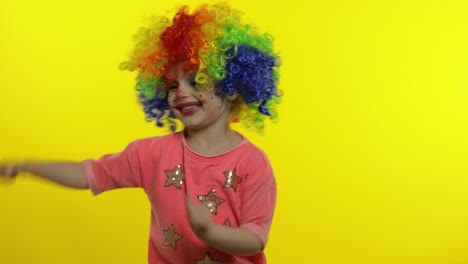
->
[82,131,276,264]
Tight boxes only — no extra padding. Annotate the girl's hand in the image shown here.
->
[0,163,20,178]
[185,195,263,255]
[185,196,214,239]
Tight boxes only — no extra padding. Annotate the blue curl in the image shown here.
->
[138,89,175,132]
[216,45,278,116]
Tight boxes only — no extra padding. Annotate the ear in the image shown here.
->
[226,91,239,101]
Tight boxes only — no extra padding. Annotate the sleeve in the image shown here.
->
[239,153,277,248]
[82,140,145,195]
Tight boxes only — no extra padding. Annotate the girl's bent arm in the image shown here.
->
[1,162,88,189]
[185,197,263,256]
[202,224,263,256]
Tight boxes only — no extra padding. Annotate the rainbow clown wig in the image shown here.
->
[120,2,281,132]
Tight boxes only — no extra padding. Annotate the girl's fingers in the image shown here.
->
[0,165,17,177]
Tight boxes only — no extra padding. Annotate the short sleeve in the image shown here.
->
[239,153,277,248]
[82,140,144,195]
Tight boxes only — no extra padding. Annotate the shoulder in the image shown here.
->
[116,132,183,160]
[130,132,182,149]
[234,134,274,185]
[236,134,271,166]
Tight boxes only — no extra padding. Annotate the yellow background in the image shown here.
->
[1,0,468,263]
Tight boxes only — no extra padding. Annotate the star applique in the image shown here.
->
[195,252,221,264]
[164,164,185,189]
[163,224,183,249]
[198,188,225,215]
[223,169,242,192]
[223,218,231,227]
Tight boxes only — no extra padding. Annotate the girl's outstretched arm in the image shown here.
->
[0,162,88,189]
[185,197,263,256]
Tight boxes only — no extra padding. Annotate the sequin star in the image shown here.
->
[198,188,225,215]
[195,252,221,264]
[163,224,183,249]
[223,218,231,227]
[164,164,185,189]
[223,169,242,192]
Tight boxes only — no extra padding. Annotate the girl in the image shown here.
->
[0,2,281,263]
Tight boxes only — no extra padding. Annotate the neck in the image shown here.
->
[184,125,242,156]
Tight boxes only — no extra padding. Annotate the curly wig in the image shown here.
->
[120,2,281,132]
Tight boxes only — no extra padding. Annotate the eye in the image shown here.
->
[166,82,178,90]
[189,79,197,87]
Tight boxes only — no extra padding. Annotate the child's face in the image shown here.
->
[167,69,231,131]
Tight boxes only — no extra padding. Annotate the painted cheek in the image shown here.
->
[168,93,175,103]
[196,94,208,106]
[196,93,207,104]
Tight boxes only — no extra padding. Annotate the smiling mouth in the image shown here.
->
[175,102,202,116]
[180,105,199,111]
